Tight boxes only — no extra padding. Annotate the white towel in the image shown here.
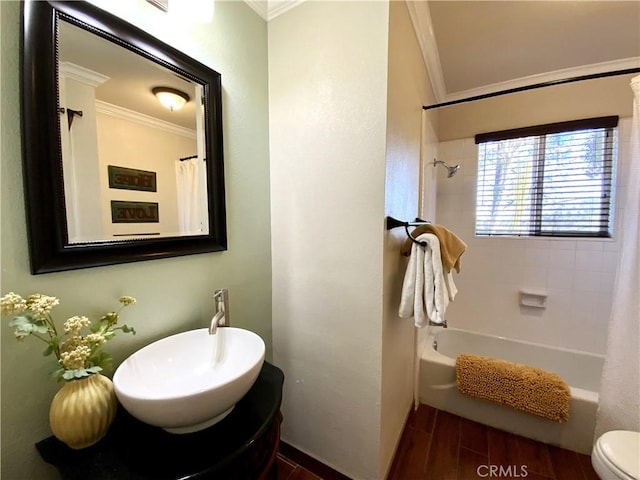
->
[399,233,450,327]
[445,271,458,301]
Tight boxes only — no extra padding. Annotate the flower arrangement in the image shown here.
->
[1,292,136,381]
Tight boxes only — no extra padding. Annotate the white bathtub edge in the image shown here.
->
[419,328,602,455]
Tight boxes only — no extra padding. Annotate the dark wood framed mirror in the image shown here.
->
[20,0,226,274]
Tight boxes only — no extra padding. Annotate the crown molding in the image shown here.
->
[59,62,110,88]
[405,1,639,106]
[243,0,305,21]
[406,0,446,102]
[267,0,306,21]
[243,0,268,20]
[95,100,197,139]
[442,57,640,104]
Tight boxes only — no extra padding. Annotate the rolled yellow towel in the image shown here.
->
[400,224,466,273]
[455,353,570,423]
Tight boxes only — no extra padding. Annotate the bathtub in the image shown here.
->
[419,328,605,454]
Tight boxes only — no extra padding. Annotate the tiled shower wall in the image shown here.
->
[435,118,632,355]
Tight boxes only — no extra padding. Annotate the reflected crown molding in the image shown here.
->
[60,62,110,88]
[243,0,306,21]
[95,100,197,139]
[243,0,267,20]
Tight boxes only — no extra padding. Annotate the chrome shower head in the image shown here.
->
[433,159,460,178]
[446,163,460,178]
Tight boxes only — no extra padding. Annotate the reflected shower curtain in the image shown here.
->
[595,76,640,438]
[175,158,202,235]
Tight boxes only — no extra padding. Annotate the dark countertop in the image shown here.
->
[36,361,284,479]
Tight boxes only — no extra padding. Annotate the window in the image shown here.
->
[475,116,618,238]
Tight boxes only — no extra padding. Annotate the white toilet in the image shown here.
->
[592,430,640,480]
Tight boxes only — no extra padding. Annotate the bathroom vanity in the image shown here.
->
[36,362,284,479]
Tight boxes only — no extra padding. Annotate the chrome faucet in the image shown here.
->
[209,289,230,335]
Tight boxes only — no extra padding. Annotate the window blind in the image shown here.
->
[475,117,618,238]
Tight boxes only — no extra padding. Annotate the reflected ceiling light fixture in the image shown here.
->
[433,159,460,178]
[152,87,190,111]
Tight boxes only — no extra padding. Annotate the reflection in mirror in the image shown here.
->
[21,0,226,274]
[58,20,209,243]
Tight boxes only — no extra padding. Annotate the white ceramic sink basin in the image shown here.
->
[113,327,265,434]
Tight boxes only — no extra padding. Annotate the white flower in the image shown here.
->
[1,292,26,316]
[60,345,92,370]
[119,296,136,306]
[63,316,90,334]
[85,333,107,346]
[2,292,137,381]
[26,294,59,316]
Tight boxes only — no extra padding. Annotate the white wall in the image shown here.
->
[61,76,103,242]
[96,112,196,238]
[380,1,437,476]
[437,74,635,142]
[435,118,632,354]
[269,2,390,478]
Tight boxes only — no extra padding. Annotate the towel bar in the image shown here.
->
[429,320,448,328]
[385,216,431,246]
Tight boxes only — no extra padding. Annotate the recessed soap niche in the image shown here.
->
[519,290,547,309]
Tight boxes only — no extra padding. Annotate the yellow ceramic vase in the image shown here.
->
[49,374,118,449]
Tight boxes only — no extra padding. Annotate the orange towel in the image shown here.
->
[400,224,466,273]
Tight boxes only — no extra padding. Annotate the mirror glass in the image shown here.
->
[21,1,227,274]
[58,20,208,243]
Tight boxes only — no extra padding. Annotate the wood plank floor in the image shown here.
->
[387,405,600,480]
[278,404,601,480]
[277,454,322,480]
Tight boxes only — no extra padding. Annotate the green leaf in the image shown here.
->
[51,368,65,382]
[9,315,50,336]
[49,336,60,350]
[122,324,136,335]
[42,345,53,356]
[9,315,30,326]
[91,351,113,372]
[62,367,104,381]
[32,324,50,335]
